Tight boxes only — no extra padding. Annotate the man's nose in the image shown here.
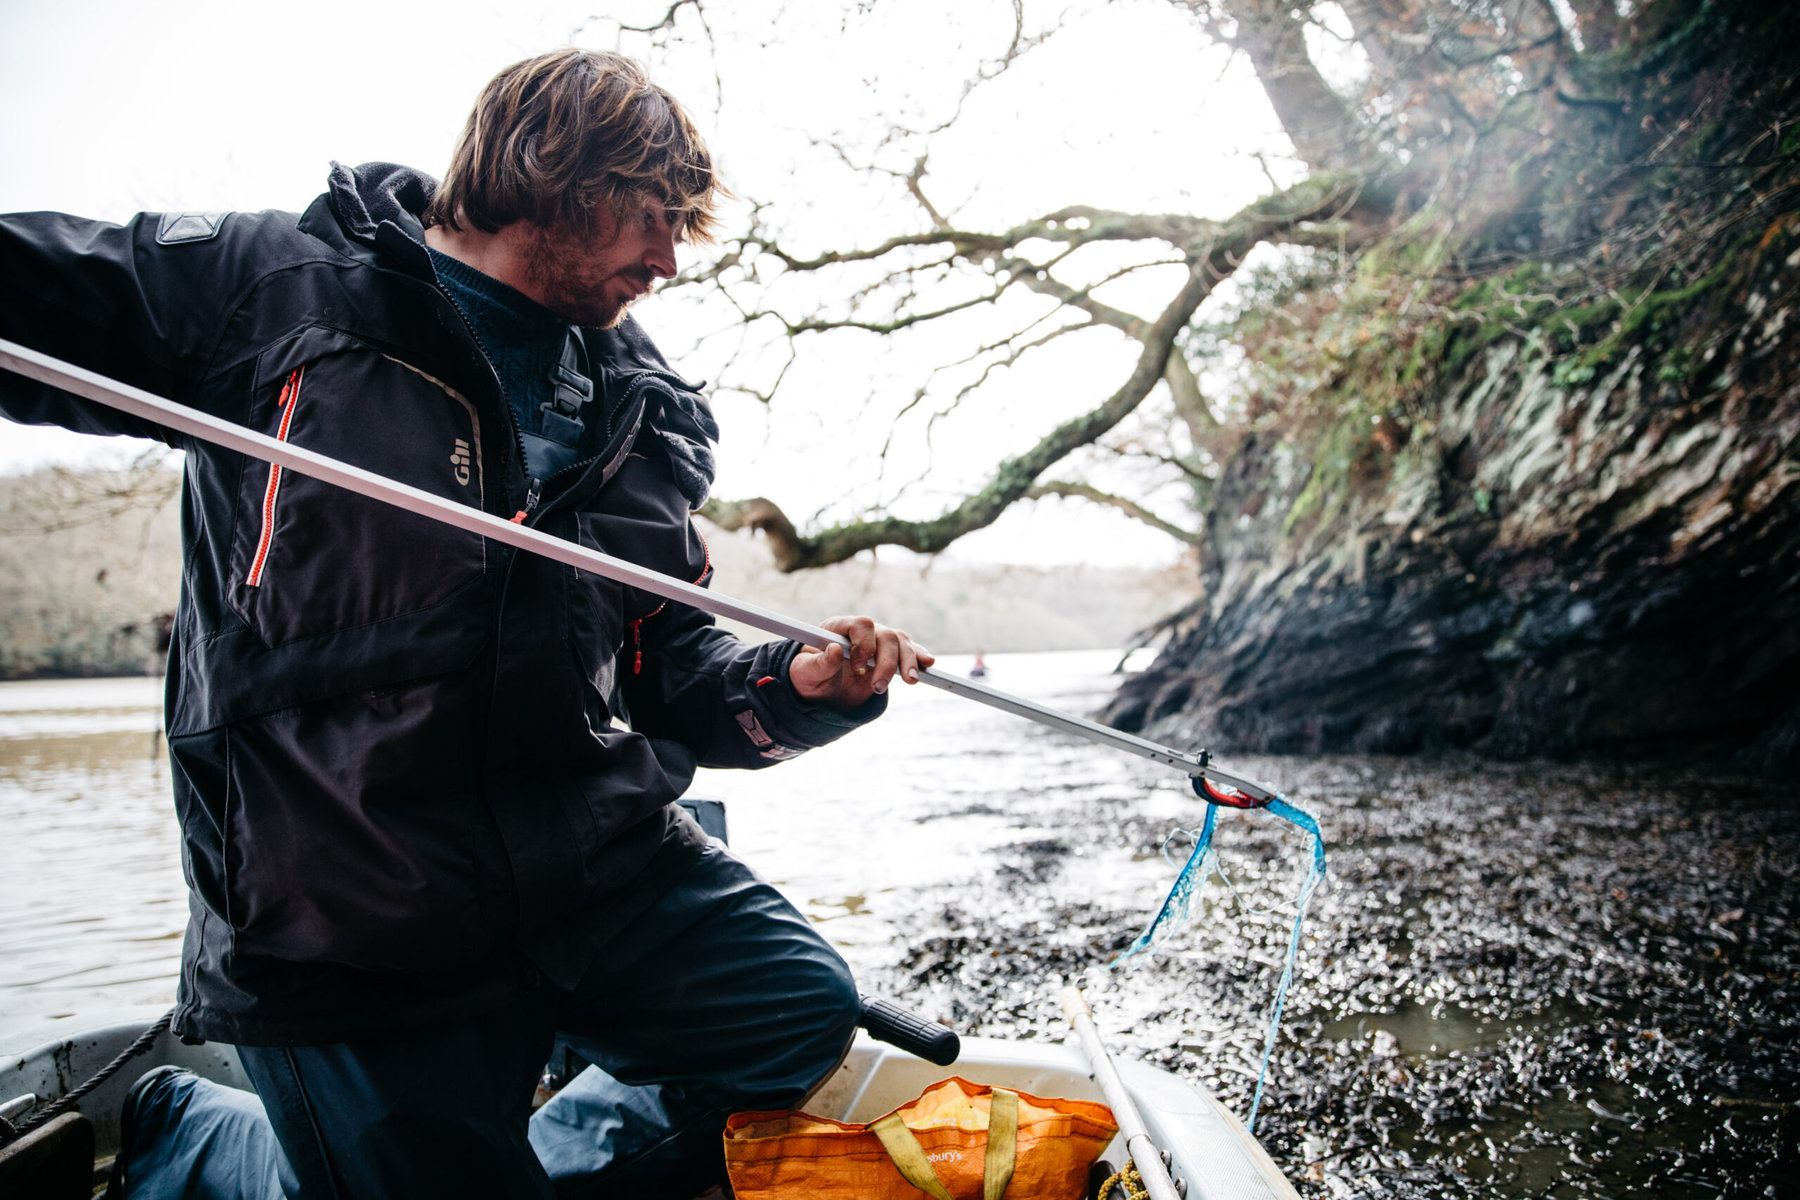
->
[645,225,678,279]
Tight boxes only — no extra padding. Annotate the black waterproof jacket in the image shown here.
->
[0,164,880,1045]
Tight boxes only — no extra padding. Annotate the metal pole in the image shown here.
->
[0,337,1279,800]
[1061,987,1183,1200]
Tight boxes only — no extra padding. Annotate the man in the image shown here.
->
[0,48,929,1198]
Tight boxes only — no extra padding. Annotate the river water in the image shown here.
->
[2,653,1795,1197]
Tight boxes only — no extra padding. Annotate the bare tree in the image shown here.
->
[602,0,1677,570]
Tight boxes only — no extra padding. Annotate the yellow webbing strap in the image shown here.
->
[869,1088,1021,1200]
[983,1088,1019,1200]
[871,1114,957,1200]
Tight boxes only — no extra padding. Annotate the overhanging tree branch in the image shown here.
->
[700,171,1357,569]
[739,206,1231,275]
[1025,480,1205,546]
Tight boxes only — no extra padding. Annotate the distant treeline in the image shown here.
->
[0,460,181,679]
[0,460,1196,680]
[700,527,1199,655]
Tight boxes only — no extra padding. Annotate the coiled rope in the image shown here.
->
[0,1007,175,1147]
[1096,1159,1151,1199]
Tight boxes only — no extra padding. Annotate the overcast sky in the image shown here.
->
[0,0,1291,567]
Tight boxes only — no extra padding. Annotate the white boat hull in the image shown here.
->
[3,1007,1298,1199]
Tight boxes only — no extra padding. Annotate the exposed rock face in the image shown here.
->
[1107,248,1800,771]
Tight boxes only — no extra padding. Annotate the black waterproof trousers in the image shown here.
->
[116,843,860,1199]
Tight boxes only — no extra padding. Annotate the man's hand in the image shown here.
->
[790,616,935,708]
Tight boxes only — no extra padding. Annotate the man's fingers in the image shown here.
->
[871,630,902,693]
[836,618,875,677]
[805,616,933,700]
[899,638,921,685]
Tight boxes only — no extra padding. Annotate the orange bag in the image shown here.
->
[724,1076,1118,1200]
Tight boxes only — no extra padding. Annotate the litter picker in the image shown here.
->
[0,336,1282,806]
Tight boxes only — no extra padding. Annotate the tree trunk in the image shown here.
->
[1224,0,1372,172]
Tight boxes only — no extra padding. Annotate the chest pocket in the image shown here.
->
[227,327,488,647]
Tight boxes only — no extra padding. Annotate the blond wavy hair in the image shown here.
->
[425,49,724,244]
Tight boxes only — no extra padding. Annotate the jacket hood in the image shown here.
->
[326,161,435,244]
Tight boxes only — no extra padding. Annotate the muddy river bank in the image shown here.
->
[4,657,1796,1196]
[863,753,1799,1198]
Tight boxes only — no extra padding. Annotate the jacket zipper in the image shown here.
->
[627,616,646,675]
[245,366,306,588]
[423,273,532,521]
[511,477,543,524]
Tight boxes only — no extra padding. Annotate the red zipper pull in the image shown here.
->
[511,477,544,523]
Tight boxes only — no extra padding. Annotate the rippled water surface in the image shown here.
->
[4,656,1796,1197]
[0,676,181,1019]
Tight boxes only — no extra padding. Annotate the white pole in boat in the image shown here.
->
[1061,987,1184,1200]
[0,337,1278,800]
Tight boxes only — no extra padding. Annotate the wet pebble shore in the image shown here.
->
[857,755,1800,1199]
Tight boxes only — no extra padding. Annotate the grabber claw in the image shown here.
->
[1191,773,1274,809]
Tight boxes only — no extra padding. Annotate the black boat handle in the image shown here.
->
[858,995,960,1067]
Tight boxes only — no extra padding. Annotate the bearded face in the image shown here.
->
[522,200,678,328]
